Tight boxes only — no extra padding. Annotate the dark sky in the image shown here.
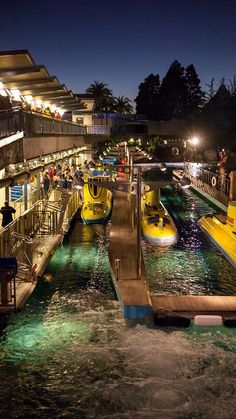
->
[1,0,236,102]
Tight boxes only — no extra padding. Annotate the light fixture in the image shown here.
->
[35,99,43,108]
[190,136,199,145]
[0,89,7,97]
[10,88,22,101]
[24,95,33,104]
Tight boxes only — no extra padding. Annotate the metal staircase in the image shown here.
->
[34,187,71,235]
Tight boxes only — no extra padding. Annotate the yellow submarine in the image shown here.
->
[199,201,236,268]
[81,173,113,224]
[141,189,178,246]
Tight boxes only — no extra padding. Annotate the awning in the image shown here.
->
[0,50,84,111]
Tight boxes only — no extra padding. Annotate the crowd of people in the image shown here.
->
[41,162,86,196]
[41,159,102,195]
[1,159,106,228]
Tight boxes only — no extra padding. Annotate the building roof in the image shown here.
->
[0,50,84,111]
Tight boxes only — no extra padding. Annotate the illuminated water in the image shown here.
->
[143,186,236,296]
[0,189,236,418]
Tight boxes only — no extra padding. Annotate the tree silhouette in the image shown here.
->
[86,81,114,113]
[135,73,161,119]
[158,60,187,120]
[185,64,204,115]
[113,96,133,114]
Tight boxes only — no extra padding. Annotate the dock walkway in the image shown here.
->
[152,295,236,320]
[109,191,152,318]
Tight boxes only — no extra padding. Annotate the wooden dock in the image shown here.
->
[151,295,236,319]
[109,190,152,318]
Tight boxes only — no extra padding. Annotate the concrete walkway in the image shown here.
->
[0,233,63,314]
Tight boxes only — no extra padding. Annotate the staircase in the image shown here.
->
[36,187,71,235]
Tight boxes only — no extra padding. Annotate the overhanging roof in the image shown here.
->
[0,50,84,111]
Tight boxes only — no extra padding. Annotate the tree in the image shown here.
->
[134,73,161,119]
[205,78,215,100]
[86,81,114,113]
[201,84,233,148]
[184,64,204,115]
[228,76,236,96]
[113,96,133,114]
[158,60,187,120]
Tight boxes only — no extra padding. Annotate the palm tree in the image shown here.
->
[114,96,133,114]
[86,81,114,113]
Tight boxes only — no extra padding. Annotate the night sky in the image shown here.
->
[1,0,236,102]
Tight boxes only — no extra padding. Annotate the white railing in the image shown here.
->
[86,125,110,135]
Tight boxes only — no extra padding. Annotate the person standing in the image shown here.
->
[43,172,50,196]
[0,201,16,227]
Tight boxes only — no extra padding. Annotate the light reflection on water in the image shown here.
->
[143,186,236,295]
[0,191,236,418]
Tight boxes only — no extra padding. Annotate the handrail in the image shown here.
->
[0,108,111,138]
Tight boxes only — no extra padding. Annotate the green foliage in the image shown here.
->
[113,96,133,114]
[135,62,204,121]
[135,73,161,119]
[86,81,114,113]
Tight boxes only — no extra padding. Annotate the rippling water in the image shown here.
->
[143,186,236,295]
[0,189,236,418]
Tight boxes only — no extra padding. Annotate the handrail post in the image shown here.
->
[137,168,142,279]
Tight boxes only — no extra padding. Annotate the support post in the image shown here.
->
[229,171,236,201]
[37,173,41,200]
[137,168,142,279]
[130,155,135,231]
[24,178,28,211]
[5,186,9,203]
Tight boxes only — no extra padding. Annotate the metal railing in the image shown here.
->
[23,111,87,136]
[0,107,22,138]
[184,163,230,207]
[86,125,110,135]
[0,109,111,139]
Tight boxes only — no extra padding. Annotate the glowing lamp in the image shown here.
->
[10,88,22,101]
[0,89,7,97]
[190,136,199,145]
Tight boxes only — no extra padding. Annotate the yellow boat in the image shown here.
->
[81,175,113,224]
[141,189,178,246]
[199,201,236,268]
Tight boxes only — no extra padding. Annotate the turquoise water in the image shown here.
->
[143,186,236,295]
[0,189,236,418]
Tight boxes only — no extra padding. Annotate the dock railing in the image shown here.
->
[184,163,230,207]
